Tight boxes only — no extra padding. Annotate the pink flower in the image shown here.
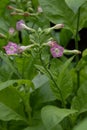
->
[48,41,64,58]
[16,20,25,31]
[3,42,36,55]
[3,42,19,55]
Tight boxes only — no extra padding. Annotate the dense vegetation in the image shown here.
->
[0,0,87,130]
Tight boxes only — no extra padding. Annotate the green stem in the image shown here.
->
[75,8,80,62]
[75,8,80,92]
[40,53,65,107]
[24,94,32,126]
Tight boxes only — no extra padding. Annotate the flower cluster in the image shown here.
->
[3,19,81,57]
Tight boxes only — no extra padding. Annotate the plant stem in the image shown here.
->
[24,95,32,126]
[75,8,80,92]
[40,53,65,107]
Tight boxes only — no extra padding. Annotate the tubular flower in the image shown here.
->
[3,42,36,55]
[48,41,64,58]
[16,20,25,31]
[16,20,35,32]
[3,42,19,55]
[52,24,64,29]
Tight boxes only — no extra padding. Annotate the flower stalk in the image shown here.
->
[40,53,65,107]
[75,8,81,92]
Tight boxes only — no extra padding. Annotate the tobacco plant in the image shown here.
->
[0,0,87,130]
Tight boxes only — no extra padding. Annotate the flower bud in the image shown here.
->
[43,23,64,34]
[7,5,14,10]
[51,24,64,30]
[7,5,23,13]
[37,6,43,13]
[64,49,81,55]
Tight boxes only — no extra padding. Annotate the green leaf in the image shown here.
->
[0,102,26,122]
[60,29,73,47]
[23,123,45,130]
[65,0,87,13]
[41,105,77,129]
[15,56,37,79]
[0,87,21,110]
[38,0,75,31]
[73,118,87,130]
[71,81,87,114]
[0,87,26,120]
[23,123,62,130]
[0,80,18,91]
[31,74,56,109]
[0,53,21,78]
[79,2,87,29]
[82,48,87,57]
[0,18,9,33]
[34,64,47,75]
[57,57,73,99]
[0,79,32,91]
[50,57,74,101]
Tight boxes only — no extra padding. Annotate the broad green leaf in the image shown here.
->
[60,29,73,47]
[57,57,73,99]
[38,0,75,31]
[78,2,87,30]
[71,81,87,114]
[65,0,87,13]
[34,64,47,75]
[0,18,9,33]
[23,123,45,130]
[0,87,21,110]
[0,87,26,120]
[82,48,87,57]
[41,105,77,129]
[73,118,87,130]
[76,49,87,71]
[0,80,18,91]
[31,74,56,109]
[0,60,13,81]
[39,0,87,32]
[23,123,62,130]
[50,57,74,101]
[0,53,21,78]
[32,74,49,89]
[0,102,26,122]
[0,79,32,91]
[15,56,37,80]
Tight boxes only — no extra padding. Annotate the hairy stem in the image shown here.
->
[40,53,65,107]
[75,8,80,92]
